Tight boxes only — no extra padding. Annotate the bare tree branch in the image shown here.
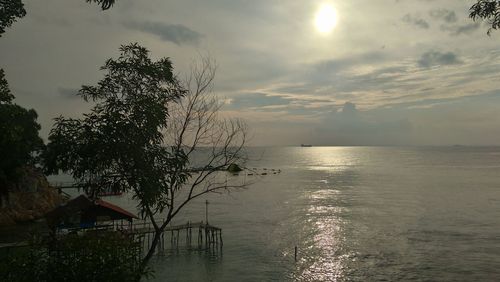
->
[143,55,249,264]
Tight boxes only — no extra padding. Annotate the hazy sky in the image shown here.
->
[1,0,499,146]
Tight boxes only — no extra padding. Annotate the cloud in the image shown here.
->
[314,102,413,146]
[2,0,500,146]
[340,102,357,116]
[57,87,79,99]
[417,51,462,68]
[402,14,430,29]
[123,21,202,45]
[429,9,457,23]
[226,93,291,110]
[441,22,481,36]
[314,52,387,75]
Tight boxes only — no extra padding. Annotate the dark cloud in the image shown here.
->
[123,21,202,45]
[402,14,430,29]
[441,22,481,36]
[340,102,357,116]
[417,51,462,68]
[429,9,457,23]
[57,87,79,99]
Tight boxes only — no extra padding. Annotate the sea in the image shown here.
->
[28,147,500,281]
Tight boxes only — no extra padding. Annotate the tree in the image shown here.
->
[0,0,26,37]
[0,69,14,103]
[43,43,248,266]
[470,0,500,35]
[146,55,248,263]
[0,231,148,282]
[0,69,44,204]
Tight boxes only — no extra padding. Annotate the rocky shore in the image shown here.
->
[0,167,65,226]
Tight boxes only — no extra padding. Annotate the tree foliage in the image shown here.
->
[86,0,116,10]
[0,69,44,199]
[0,232,147,282]
[44,43,185,205]
[0,0,26,37]
[0,69,14,103]
[470,0,500,35]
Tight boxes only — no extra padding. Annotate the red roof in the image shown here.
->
[95,199,139,219]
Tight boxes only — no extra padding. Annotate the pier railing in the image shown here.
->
[125,220,223,252]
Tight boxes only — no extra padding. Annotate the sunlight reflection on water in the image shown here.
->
[279,148,357,281]
[293,185,351,281]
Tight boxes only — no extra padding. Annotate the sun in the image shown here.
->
[315,3,338,34]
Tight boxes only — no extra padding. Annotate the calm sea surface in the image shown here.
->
[61,147,500,281]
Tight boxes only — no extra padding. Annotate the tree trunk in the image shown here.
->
[141,230,162,268]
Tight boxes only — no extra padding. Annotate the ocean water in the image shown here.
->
[34,147,500,281]
[128,146,500,281]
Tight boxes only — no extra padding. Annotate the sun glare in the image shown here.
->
[315,4,338,34]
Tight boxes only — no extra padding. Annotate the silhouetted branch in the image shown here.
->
[470,0,500,35]
[86,0,115,10]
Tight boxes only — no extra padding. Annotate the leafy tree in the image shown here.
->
[0,69,44,204]
[0,69,14,103]
[470,0,500,35]
[0,0,26,37]
[0,231,148,282]
[43,43,248,266]
[44,42,185,200]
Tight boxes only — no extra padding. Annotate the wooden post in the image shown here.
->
[177,230,180,248]
[205,227,208,247]
[189,227,192,246]
[198,227,202,248]
[205,200,209,224]
[186,222,189,245]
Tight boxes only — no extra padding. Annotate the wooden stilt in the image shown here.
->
[177,230,180,248]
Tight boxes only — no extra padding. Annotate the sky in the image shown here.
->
[1,0,499,146]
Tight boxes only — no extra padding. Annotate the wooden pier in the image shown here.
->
[126,220,223,251]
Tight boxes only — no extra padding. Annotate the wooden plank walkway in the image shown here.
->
[124,220,223,251]
[127,221,221,234]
